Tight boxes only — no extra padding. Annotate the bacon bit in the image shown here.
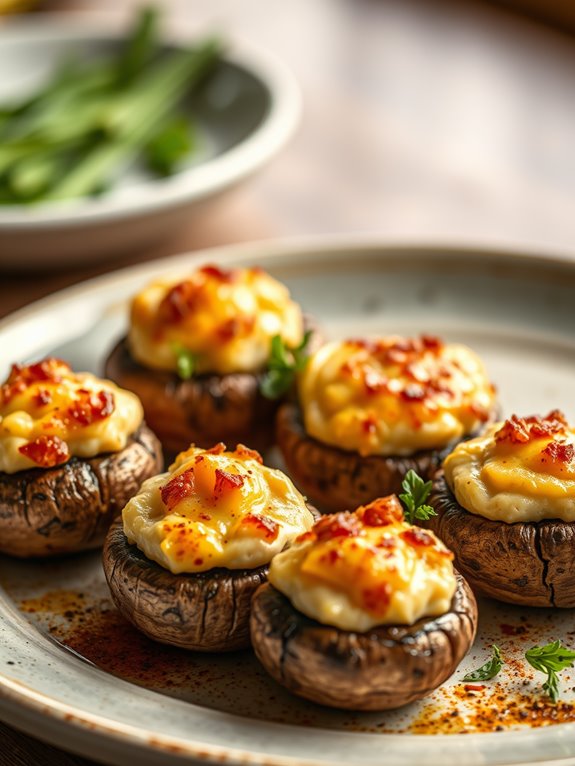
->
[1,358,68,405]
[216,316,255,343]
[361,583,392,617]
[495,411,568,445]
[469,402,490,422]
[542,441,575,464]
[33,388,52,407]
[362,415,378,435]
[66,390,115,427]
[376,537,396,549]
[205,442,227,455]
[314,512,362,542]
[320,548,342,565]
[359,496,403,527]
[160,468,195,512]
[157,281,202,323]
[295,530,315,544]
[234,444,263,464]
[199,265,236,282]
[19,435,69,468]
[363,370,388,395]
[421,335,443,352]
[401,527,435,547]
[400,384,426,402]
[214,468,244,495]
[464,684,486,692]
[241,514,279,541]
[194,455,204,463]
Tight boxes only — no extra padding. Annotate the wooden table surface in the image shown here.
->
[1,0,575,763]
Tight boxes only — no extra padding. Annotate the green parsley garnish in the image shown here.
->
[172,344,198,380]
[462,645,503,682]
[398,469,437,524]
[525,640,575,703]
[259,330,313,400]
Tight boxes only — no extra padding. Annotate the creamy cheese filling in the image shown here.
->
[444,410,575,523]
[128,264,304,375]
[0,358,143,474]
[299,336,496,457]
[268,496,456,631]
[122,443,315,574]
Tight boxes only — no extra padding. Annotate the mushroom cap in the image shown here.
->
[103,518,269,652]
[105,337,278,456]
[0,424,162,558]
[429,471,575,607]
[250,574,477,711]
[276,403,497,514]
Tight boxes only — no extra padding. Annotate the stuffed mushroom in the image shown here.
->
[0,358,162,557]
[105,264,317,456]
[429,409,575,607]
[250,495,477,710]
[277,335,497,513]
[103,442,315,651]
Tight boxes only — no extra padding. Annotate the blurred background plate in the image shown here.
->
[0,17,301,269]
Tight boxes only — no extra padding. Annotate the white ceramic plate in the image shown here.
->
[1,240,575,766]
[0,18,301,268]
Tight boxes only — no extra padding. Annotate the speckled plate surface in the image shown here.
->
[1,240,575,766]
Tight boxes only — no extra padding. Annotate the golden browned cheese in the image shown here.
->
[269,497,456,630]
[129,264,304,375]
[0,359,143,473]
[299,336,495,457]
[444,410,575,523]
[122,443,314,574]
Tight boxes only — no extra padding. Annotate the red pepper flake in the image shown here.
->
[314,512,362,542]
[542,441,575,464]
[160,468,195,512]
[19,435,70,468]
[66,390,115,427]
[361,582,392,616]
[359,496,403,527]
[464,684,486,692]
[500,623,528,636]
[495,411,568,445]
[240,513,279,541]
[205,442,227,455]
[214,468,244,495]
[234,444,264,464]
[400,527,435,547]
[194,558,204,566]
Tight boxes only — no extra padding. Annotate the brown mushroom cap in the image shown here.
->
[0,424,162,558]
[276,403,497,514]
[105,337,277,456]
[250,574,477,711]
[103,517,270,652]
[428,471,575,607]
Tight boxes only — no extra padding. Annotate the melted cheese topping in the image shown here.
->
[0,358,143,474]
[122,443,314,574]
[128,264,304,375]
[444,410,575,523]
[299,336,495,457]
[269,496,456,631]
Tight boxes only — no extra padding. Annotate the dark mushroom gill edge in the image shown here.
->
[250,573,477,711]
[428,471,575,608]
[0,423,162,558]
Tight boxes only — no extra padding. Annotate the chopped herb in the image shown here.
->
[462,645,503,682]
[398,469,437,524]
[260,330,313,400]
[172,344,198,380]
[525,640,575,703]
